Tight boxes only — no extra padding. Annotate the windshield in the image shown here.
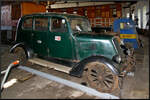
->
[69,18,92,33]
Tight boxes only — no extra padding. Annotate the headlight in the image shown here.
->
[113,55,121,64]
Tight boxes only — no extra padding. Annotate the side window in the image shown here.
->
[34,18,48,31]
[51,17,67,33]
[22,18,32,30]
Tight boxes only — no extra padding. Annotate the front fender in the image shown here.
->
[10,42,33,59]
[69,55,120,77]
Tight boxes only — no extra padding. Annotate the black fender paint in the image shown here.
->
[10,42,33,59]
[69,55,120,78]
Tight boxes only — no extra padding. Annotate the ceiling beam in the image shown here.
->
[50,2,115,9]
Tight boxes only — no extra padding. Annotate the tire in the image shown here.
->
[13,47,27,65]
[81,61,119,93]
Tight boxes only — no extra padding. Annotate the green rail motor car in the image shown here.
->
[10,12,135,93]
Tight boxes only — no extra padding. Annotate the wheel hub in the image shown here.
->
[85,61,119,93]
[98,75,103,80]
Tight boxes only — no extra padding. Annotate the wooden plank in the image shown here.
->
[28,58,72,74]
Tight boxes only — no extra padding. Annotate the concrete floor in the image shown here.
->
[0,35,149,99]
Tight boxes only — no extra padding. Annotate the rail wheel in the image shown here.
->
[83,61,119,93]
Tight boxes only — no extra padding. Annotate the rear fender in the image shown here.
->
[10,42,33,59]
[69,55,120,77]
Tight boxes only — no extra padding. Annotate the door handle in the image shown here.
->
[37,40,42,44]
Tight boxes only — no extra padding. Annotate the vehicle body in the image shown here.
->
[113,18,140,49]
[10,12,135,93]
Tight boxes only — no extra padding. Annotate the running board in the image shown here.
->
[28,58,72,74]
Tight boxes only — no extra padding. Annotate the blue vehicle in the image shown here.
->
[113,18,140,49]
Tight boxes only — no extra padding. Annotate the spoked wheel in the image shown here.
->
[83,61,119,93]
[13,47,27,65]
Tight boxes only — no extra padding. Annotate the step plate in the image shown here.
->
[28,58,72,74]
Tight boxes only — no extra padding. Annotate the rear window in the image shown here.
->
[22,18,32,30]
[34,18,48,31]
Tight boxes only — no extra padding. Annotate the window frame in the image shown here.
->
[50,16,68,33]
[22,17,33,30]
[33,16,49,32]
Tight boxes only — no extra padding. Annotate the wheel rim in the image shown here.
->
[85,61,119,93]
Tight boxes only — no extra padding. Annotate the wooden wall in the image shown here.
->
[48,3,122,27]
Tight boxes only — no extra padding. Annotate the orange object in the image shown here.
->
[21,2,46,16]
[106,11,109,18]
[12,60,20,65]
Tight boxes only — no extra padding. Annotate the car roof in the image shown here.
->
[21,12,86,19]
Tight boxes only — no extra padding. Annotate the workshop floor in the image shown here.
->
[0,35,149,99]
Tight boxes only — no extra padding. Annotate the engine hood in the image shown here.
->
[73,32,114,41]
[73,32,118,61]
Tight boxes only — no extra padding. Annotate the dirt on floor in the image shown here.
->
[0,35,149,99]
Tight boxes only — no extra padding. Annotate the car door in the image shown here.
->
[48,16,74,59]
[21,17,33,48]
[32,16,49,56]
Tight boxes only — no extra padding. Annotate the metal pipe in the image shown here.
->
[1,60,19,90]
[18,65,119,99]
[1,63,14,90]
[1,70,7,74]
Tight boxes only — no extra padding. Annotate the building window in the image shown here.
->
[132,13,135,20]
[138,9,141,28]
[126,13,130,18]
[143,6,147,29]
